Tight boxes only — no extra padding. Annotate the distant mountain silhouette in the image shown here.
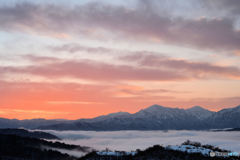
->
[0,118,70,129]
[206,105,240,129]
[0,128,60,139]
[1,104,240,131]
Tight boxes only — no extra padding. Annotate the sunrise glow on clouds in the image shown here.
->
[0,0,240,119]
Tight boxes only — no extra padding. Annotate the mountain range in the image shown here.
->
[1,104,240,130]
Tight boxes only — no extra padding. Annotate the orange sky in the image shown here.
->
[0,80,239,120]
[0,0,240,119]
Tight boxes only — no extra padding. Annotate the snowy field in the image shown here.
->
[43,130,240,153]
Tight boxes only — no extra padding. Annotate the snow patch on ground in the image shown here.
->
[168,145,212,156]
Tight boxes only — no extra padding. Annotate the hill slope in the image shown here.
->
[0,134,90,160]
[0,128,60,139]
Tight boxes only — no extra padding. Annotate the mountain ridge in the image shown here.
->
[0,104,240,131]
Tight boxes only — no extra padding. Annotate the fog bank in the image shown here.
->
[42,130,240,152]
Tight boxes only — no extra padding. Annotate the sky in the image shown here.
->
[0,0,240,119]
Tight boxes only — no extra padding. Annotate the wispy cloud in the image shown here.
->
[0,58,189,81]
[48,43,114,54]
[2,53,240,82]
[0,108,70,119]
[47,101,104,105]
[120,53,240,79]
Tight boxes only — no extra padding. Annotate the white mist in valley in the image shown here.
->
[43,130,240,153]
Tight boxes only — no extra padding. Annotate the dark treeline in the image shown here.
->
[0,134,89,160]
[79,145,240,160]
[0,133,239,160]
[0,128,60,140]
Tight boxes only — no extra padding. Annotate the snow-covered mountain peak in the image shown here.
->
[91,111,131,122]
[107,112,131,117]
[186,106,213,120]
[143,104,167,111]
[136,104,172,116]
[187,106,206,111]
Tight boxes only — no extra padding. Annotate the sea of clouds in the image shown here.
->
[41,130,240,153]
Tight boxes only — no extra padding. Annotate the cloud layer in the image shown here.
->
[1,53,240,81]
[0,1,239,52]
[44,130,240,153]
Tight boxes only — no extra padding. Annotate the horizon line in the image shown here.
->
[1,104,239,121]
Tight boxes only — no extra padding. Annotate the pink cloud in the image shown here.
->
[0,58,188,81]
[1,53,240,81]
[120,53,240,79]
